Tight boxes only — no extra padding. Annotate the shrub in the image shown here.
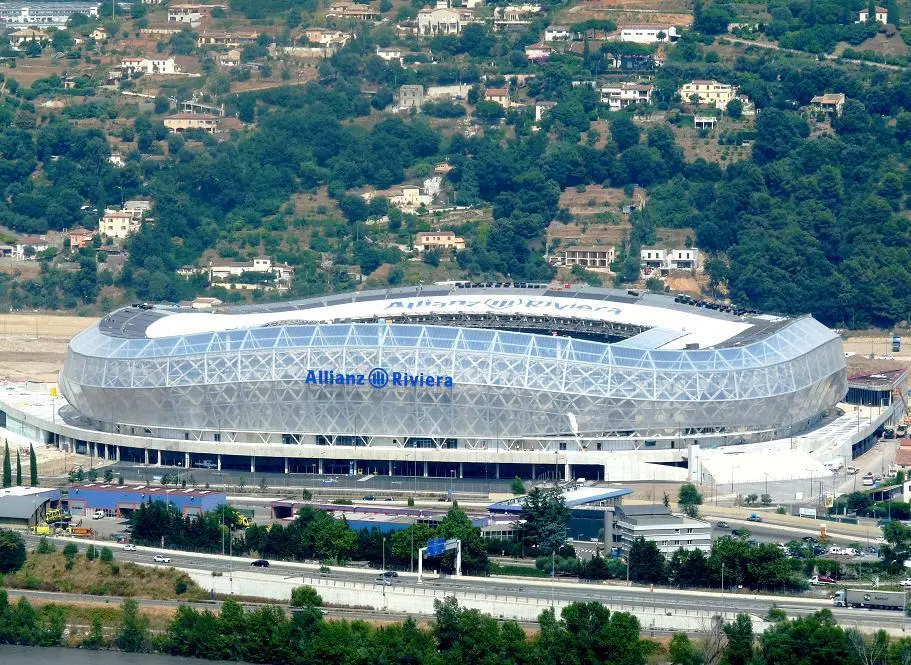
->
[100,547,114,562]
[290,585,323,607]
[62,542,78,561]
[175,578,188,595]
[0,529,27,573]
[36,537,56,554]
[86,545,99,561]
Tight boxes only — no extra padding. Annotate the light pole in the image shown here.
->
[382,536,387,596]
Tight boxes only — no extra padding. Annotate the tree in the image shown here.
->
[100,547,114,562]
[15,450,21,486]
[2,441,10,488]
[0,529,27,573]
[116,598,149,652]
[723,614,754,665]
[628,537,666,584]
[726,98,743,119]
[29,444,37,486]
[670,633,705,665]
[881,520,911,572]
[888,0,900,26]
[610,115,640,151]
[518,487,570,556]
[511,476,526,495]
[679,483,703,517]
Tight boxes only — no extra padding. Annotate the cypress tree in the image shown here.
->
[2,441,11,488]
[29,444,37,486]
[15,451,21,486]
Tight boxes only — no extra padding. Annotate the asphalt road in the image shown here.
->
[23,534,911,630]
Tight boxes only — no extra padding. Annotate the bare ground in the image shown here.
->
[0,314,98,383]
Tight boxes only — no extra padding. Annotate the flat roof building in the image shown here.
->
[0,486,61,529]
[609,504,712,555]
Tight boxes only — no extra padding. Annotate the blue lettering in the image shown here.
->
[444,376,454,388]
[345,373,357,385]
[356,375,365,385]
[392,372,403,386]
[426,376,435,387]
[305,370,317,384]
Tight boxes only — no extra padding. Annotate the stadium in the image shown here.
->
[39,284,849,483]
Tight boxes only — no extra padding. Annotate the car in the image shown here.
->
[380,571,399,578]
[900,578,911,587]
[809,575,836,585]
[828,546,844,555]
[716,521,729,528]
[802,536,818,543]
[374,576,392,585]
[153,555,171,563]
[251,559,270,568]
[362,495,376,501]
[862,477,875,486]
[747,513,763,523]
[123,544,137,552]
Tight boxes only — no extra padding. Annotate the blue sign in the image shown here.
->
[426,538,446,557]
[303,368,453,389]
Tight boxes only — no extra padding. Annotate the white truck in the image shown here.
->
[833,589,905,611]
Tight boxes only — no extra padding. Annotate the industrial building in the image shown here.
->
[0,486,61,529]
[65,483,226,518]
[607,504,712,555]
[0,2,100,28]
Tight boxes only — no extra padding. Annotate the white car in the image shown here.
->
[900,578,911,587]
[828,546,843,555]
[123,544,137,552]
[153,554,171,563]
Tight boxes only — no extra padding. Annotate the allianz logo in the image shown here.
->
[303,368,454,389]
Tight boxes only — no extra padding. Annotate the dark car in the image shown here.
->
[381,571,399,578]
[251,559,270,568]
[362,495,376,501]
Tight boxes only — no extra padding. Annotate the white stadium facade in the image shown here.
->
[1,285,853,483]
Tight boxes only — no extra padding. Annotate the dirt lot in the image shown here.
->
[560,0,693,26]
[834,32,910,57]
[558,184,647,215]
[1,59,72,87]
[0,313,97,383]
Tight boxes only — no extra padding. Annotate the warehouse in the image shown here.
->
[0,486,61,529]
[65,483,225,518]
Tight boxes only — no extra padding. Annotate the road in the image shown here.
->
[23,535,911,631]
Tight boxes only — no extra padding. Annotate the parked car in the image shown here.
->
[828,546,844,555]
[809,575,836,585]
[92,510,105,520]
[899,578,911,587]
[251,559,270,568]
[123,544,137,552]
[374,576,392,585]
[716,521,729,528]
[153,554,171,563]
[863,477,875,486]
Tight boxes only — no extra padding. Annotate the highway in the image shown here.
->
[22,534,911,631]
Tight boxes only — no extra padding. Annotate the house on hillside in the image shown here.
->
[679,79,736,110]
[809,93,845,117]
[524,42,552,61]
[398,84,424,110]
[67,227,95,250]
[562,246,615,268]
[164,113,219,134]
[600,82,653,109]
[417,5,473,35]
[14,236,49,260]
[484,87,510,107]
[326,1,380,20]
[120,56,178,75]
[544,25,572,41]
[100,210,139,240]
[857,5,888,22]
[9,28,47,47]
[167,3,226,27]
[209,257,294,291]
[413,231,465,252]
[618,24,678,44]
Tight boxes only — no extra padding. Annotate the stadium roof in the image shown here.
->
[99,286,780,350]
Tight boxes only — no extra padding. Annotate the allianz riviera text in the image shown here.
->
[304,367,454,389]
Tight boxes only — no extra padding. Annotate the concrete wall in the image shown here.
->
[181,567,764,633]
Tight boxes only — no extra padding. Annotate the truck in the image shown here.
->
[70,527,92,537]
[30,525,52,535]
[833,589,906,611]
